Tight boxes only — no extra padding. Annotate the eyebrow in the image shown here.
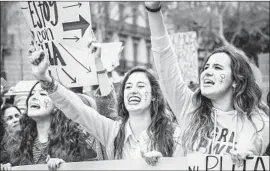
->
[213,63,224,67]
[125,81,146,86]
[205,63,224,67]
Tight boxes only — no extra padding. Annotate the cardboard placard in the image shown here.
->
[101,42,123,72]
[12,155,269,170]
[20,1,97,87]
[170,31,199,84]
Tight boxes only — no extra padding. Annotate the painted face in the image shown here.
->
[200,52,234,100]
[3,107,21,132]
[27,83,55,119]
[124,72,152,113]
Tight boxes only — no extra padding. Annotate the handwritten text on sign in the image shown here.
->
[20,1,97,87]
[170,32,199,84]
[12,155,269,170]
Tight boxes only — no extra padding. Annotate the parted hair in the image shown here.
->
[114,66,175,158]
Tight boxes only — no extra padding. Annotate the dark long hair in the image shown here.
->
[0,104,22,163]
[114,66,175,158]
[182,46,269,152]
[6,81,95,166]
[0,104,21,143]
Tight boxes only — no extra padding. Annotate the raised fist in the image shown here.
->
[28,48,50,81]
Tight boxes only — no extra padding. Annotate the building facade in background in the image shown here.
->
[1,2,268,102]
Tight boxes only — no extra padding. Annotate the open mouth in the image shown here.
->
[30,103,41,109]
[128,96,141,104]
[13,123,19,128]
[203,79,215,85]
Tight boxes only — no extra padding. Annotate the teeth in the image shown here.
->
[30,103,40,109]
[129,96,141,102]
[204,79,214,84]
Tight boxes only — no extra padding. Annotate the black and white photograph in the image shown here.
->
[0,1,269,170]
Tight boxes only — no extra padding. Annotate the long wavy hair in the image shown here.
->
[181,46,269,152]
[114,66,175,158]
[5,81,96,166]
[0,104,22,163]
[0,104,21,142]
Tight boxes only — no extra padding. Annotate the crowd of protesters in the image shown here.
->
[1,2,269,170]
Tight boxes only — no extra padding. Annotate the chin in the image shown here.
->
[28,111,49,119]
[126,106,140,112]
[201,90,214,99]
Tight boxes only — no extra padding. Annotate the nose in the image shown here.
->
[130,87,138,94]
[13,117,19,124]
[204,69,214,76]
[30,91,39,100]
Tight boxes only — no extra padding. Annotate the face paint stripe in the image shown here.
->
[145,92,149,101]
[220,74,225,83]
[44,99,49,108]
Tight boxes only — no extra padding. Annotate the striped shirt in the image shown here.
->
[32,139,49,164]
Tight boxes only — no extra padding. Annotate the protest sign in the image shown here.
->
[12,155,269,170]
[101,42,123,72]
[20,1,97,87]
[170,31,198,84]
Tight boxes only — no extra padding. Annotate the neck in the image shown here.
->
[128,109,151,137]
[34,116,51,143]
[211,95,234,112]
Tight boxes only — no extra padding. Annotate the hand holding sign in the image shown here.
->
[47,155,66,171]
[0,163,12,171]
[88,41,101,61]
[142,150,163,166]
[230,150,253,167]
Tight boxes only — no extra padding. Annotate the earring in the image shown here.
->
[232,83,236,89]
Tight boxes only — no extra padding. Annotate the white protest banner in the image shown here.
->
[101,42,123,72]
[20,1,97,87]
[188,154,269,171]
[170,31,198,84]
[12,156,269,170]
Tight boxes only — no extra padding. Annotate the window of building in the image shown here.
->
[146,43,151,63]
[132,8,137,25]
[133,41,138,65]
[119,3,124,21]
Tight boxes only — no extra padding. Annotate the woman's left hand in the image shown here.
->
[46,155,65,171]
[142,150,163,166]
[230,150,253,167]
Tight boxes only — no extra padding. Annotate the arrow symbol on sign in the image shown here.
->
[59,43,91,73]
[63,2,82,9]
[61,68,77,83]
[62,15,89,37]
[63,36,80,42]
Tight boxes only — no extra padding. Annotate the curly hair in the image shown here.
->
[181,46,269,152]
[5,81,98,166]
[0,104,22,163]
[114,66,175,158]
[0,104,21,142]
